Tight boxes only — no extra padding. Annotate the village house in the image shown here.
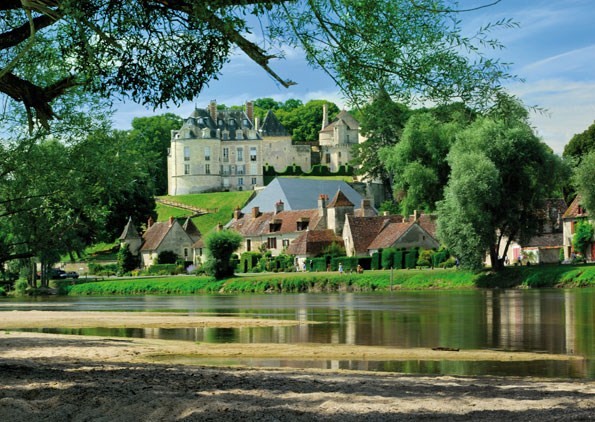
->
[562,195,594,261]
[119,216,202,268]
[342,211,439,257]
[318,105,365,172]
[485,198,568,266]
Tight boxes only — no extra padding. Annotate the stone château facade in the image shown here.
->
[167,100,366,195]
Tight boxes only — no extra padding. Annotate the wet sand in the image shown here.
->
[0,311,593,421]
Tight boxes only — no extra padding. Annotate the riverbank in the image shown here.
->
[48,264,595,296]
[1,320,594,420]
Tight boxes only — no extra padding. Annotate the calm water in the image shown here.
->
[1,289,593,379]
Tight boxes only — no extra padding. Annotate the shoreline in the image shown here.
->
[0,312,594,420]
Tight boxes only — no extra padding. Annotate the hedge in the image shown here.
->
[381,248,396,269]
[371,252,381,270]
[405,249,419,269]
[393,249,405,270]
[240,252,262,273]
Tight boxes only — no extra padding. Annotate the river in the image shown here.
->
[1,288,593,379]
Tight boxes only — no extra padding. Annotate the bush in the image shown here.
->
[331,256,358,272]
[417,249,434,267]
[0,287,5,296]
[381,248,396,269]
[240,252,262,273]
[371,252,380,270]
[405,249,419,269]
[157,250,178,264]
[14,278,29,296]
[146,264,182,275]
[393,249,405,270]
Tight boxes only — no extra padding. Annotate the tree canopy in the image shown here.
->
[436,96,564,271]
[563,121,595,161]
[2,1,515,131]
[573,151,595,214]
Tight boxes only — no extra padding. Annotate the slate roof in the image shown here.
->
[119,217,141,241]
[286,229,343,256]
[182,217,202,242]
[320,110,360,132]
[522,233,564,249]
[260,110,289,137]
[228,208,324,236]
[182,108,255,140]
[562,195,588,219]
[241,178,367,214]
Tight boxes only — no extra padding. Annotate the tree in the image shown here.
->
[1,1,514,132]
[117,243,138,275]
[204,229,243,279]
[436,96,564,271]
[352,88,410,199]
[573,151,595,214]
[276,100,340,142]
[563,121,595,161]
[572,221,594,257]
[380,111,464,214]
[127,113,183,195]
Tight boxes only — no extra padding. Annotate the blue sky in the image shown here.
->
[113,0,595,154]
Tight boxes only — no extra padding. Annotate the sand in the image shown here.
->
[0,311,593,421]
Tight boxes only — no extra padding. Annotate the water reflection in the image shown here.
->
[4,288,594,379]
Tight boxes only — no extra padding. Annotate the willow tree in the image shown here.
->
[1,1,515,132]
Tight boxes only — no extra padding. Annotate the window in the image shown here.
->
[282,239,290,248]
[183,146,190,161]
[267,237,277,249]
[338,151,342,158]
[237,164,245,175]
[250,163,257,175]
[223,178,230,187]
[250,146,257,161]
[237,147,243,161]
[238,177,244,186]
[205,164,210,175]
[325,154,331,164]
[246,239,251,252]
[346,134,350,143]
[184,164,190,175]
[297,220,309,231]
[204,146,211,161]
[223,148,229,162]
[184,248,188,258]
[251,177,257,185]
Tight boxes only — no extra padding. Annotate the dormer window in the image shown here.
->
[269,219,282,232]
[296,217,309,231]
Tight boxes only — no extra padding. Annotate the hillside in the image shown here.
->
[156,191,254,234]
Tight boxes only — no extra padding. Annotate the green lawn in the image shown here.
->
[157,191,253,234]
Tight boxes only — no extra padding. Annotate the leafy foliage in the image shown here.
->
[437,96,564,271]
[563,120,595,161]
[157,250,179,265]
[573,151,595,214]
[117,244,139,275]
[572,221,594,256]
[204,230,243,279]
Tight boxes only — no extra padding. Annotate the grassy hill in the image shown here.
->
[156,191,254,234]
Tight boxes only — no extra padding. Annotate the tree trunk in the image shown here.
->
[489,247,504,272]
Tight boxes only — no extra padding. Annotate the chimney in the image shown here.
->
[254,117,259,132]
[245,101,254,124]
[413,210,418,222]
[209,99,217,121]
[252,206,260,218]
[318,194,328,217]
[217,222,223,231]
[147,216,154,228]
[233,207,242,220]
[321,103,329,130]
[275,200,284,214]
[169,216,174,227]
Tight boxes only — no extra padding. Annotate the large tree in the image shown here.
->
[1,1,514,132]
[436,96,564,271]
[573,151,595,214]
[563,121,595,162]
[351,88,410,199]
[127,113,183,195]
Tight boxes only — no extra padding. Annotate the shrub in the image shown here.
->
[0,287,5,296]
[204,229,243,279]
[381,248,396,269]
[371,252,380,270]
[393,249,405,270]
[417,249,434,267]
[240,252,262,273]
[14,278,29,296]
[405,249,419,269]
[157,250,178,264]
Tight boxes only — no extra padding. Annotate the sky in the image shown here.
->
[112,0,595,155]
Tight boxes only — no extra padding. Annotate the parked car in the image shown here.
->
[60,271,79,279]
[50,269,66,279]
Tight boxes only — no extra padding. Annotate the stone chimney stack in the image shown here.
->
[254,117,259,131]
[321,103,329,130]
[148,216,154,228]
[252,206,260,218]
[318,194,328,218]
[245,101,254,124]
[209,99,217,121]
[169,216,174,227]
[413,210,418,222]
[275,200,284,214]
[233,207,242,220]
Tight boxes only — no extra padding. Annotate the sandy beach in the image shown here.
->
[0,311,593,421]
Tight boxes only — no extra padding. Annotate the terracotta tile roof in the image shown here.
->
[416,213,437,238]
[346,214,404,254]
[286,229,343,256]
[227,209,324,237]
[327,190,354,208]
[562,195,588,219]
[367,222,412,250]
[141,221,173,251]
